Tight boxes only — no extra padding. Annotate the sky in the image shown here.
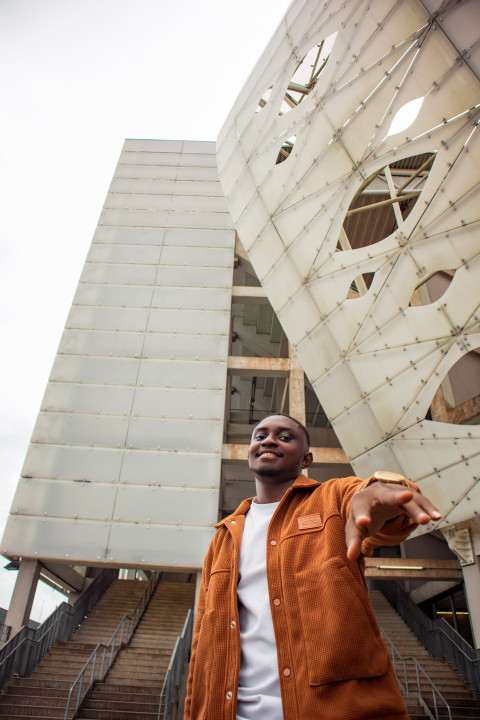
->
[0,0,292,622]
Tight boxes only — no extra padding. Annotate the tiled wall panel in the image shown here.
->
[2,140,235,568]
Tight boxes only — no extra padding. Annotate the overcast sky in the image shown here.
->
[0,0,291,621]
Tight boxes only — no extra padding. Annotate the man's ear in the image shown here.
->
[302,452,313,469]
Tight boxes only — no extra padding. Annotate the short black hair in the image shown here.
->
[254,413,310,448]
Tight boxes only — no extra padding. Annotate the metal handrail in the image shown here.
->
[381,629,452,720]
[158,609,193,720]
[0,569,117,693]
[433,617,480,663]
[0,624,10,644]
[379,580,480,693]
[64,571,160,719]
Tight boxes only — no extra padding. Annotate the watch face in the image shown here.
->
[373,471,407,484]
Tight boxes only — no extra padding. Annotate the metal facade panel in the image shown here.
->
[87,243,162,264]
[80,262,157,286]
[142,332,229,361]
[105,523,215,568]
[146,308,230,334]
[126,417,223,453]
[50,355,141,385]
[137,359,227,389]
[123,139,184,153]
[41,382,135,415]
[163,228,233,247]
[73,284,154,308]
[119,449,221,488]
[21,445,124,483]
[150,286,231,310]
[99,208,232,229]
[154,265,233,288]
[11,478,118,521]
[93,226,166,245]
[112,485,219,525]
[58,329,145,358]
[2,139,235,569]
[2,517,111,562]
[131,387,225,419]
[110,179,223,197]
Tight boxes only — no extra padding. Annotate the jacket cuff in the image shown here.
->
[359,476,421,556]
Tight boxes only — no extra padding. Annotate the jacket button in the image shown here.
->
[226,691,233,700]
[283,668,291,677]
[270,540,277,546]
[230,620,236,628]
[273,598,281,606]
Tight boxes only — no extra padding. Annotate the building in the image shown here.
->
[1,0,480,665]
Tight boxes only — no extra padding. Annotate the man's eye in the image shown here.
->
[255,434,266,440]
[279,435,291,441]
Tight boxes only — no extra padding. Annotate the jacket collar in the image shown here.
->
[215,474,319,528]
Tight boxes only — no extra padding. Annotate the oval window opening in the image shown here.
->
[386,96,425,138]
[276,135,296,165]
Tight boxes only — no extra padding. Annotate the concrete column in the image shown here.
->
[4,559,41,639]
[288,345,307,474]
[462,558,480,648]
[288,345,306,425]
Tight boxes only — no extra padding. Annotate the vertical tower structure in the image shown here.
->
[216,0,480,534]
[2,140,235,572]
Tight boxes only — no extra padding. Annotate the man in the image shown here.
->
[184,413,441,720]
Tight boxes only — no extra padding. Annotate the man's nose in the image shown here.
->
[261,435,277,445]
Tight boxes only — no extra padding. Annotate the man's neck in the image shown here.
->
[254,477,296,504]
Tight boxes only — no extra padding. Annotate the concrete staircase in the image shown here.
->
[370,590,480,719]
[0,579,148,719]
[77,580,195,720]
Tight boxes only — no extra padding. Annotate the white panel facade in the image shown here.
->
[2,139,235,568]
[217,0,480,534]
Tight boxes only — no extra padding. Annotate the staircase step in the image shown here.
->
[80,711,157,720]
[83,698,158,712]
[0,579,195,720]
[370,590,480,720]
[0,705,65,718]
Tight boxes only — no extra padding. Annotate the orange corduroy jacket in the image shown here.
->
[184,475,417,720]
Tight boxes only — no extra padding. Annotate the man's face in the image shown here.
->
[248,415,312,483]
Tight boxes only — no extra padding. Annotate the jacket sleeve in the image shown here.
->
[183,539,213,720]
[334,475,419,556]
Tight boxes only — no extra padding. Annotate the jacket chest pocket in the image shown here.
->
[295,557,388,686]
[205,567,231,614]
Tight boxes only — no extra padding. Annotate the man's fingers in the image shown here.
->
[351,487,414,527]
[346,537,361,561]
[345,482,443,561]
[345,525,364,561]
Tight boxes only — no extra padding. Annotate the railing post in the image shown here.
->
[76,671,84,713]
[99,645,106,679]
[90,652,97,686]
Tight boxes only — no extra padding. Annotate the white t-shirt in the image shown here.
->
[236,500,283,720]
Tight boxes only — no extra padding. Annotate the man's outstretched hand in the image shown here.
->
[345,482,442,561]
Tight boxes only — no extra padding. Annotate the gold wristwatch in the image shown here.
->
[371,470,411,487]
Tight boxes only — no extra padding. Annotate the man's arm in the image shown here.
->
[345,480,441,561]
